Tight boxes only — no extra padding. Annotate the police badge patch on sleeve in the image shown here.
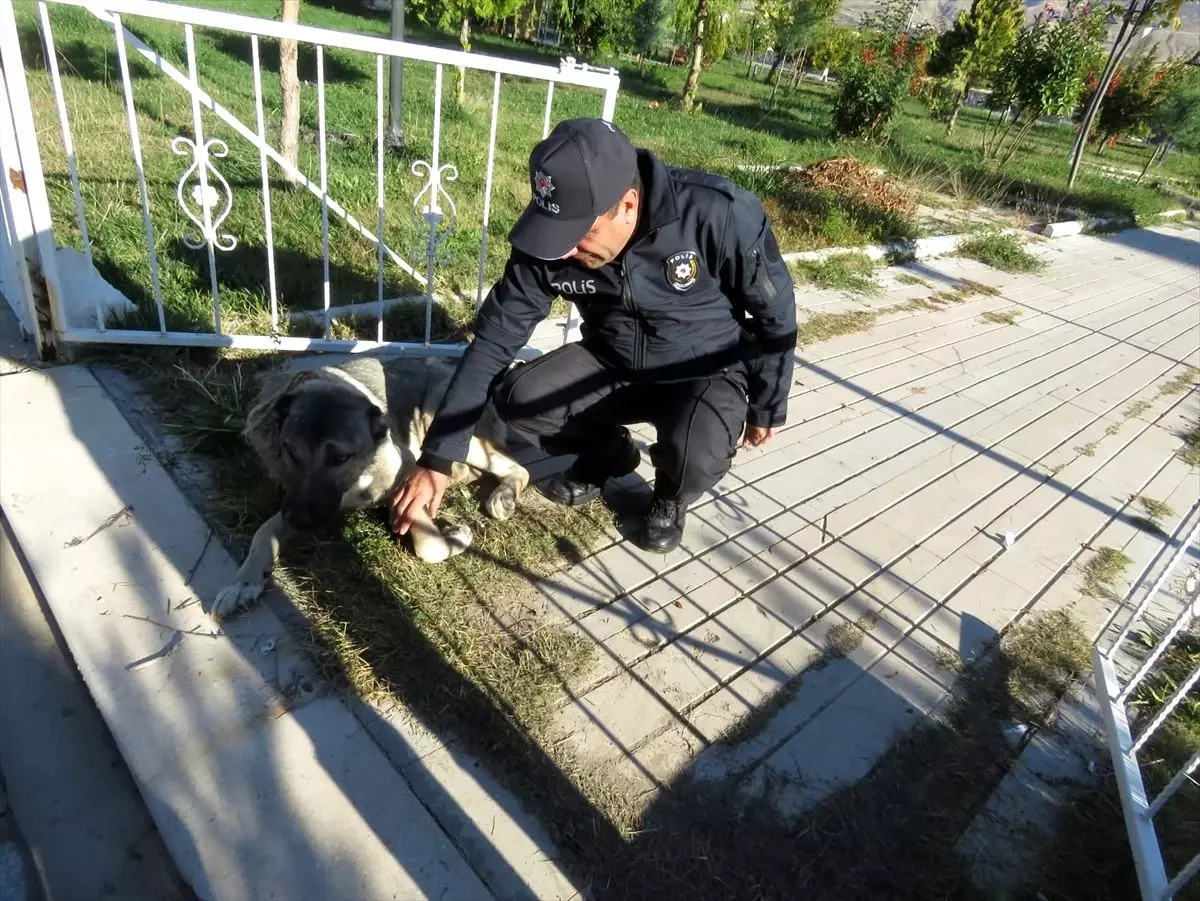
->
[665,250,699,292]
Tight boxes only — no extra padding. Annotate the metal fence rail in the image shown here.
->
[1093,516,1200,901]
[1,0,621,358]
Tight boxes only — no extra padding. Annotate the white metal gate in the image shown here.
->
[0,0,621,360]
[1094,514,1200,900]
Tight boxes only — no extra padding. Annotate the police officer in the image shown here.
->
[391,118,797,554]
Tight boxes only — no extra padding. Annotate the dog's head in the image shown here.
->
[248,371,389,531]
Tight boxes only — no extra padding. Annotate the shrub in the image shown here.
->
[833,36,930,139]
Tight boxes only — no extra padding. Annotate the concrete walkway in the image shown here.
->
[0,224,1196,898]
[532,225,1200,814]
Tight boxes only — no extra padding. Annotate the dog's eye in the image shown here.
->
[329,452,352,466]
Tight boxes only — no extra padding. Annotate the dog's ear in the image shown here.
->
[368,403,388,444]
[244,370,319,478]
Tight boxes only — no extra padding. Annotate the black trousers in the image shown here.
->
[492,343,749,506]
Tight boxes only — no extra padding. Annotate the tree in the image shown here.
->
[419,0,522,103]
[1141,67,1200,180]
[680,0,708,113]
[280,0,300,187]
[759,0,837,91]
[631,0,669,65]
[1080,49,1186,150]
[810,24,858,79]
[924,0,1022,134]
[832,0,930,140]
[982,2,1107,166]
[1066,0,1186,188]
[554,0,643,57]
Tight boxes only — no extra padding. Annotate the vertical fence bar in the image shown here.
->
[542,80,555,138]
[600,77,618,122]
[375,54,385,343]
[0,115,40,340]
[112,13,166,333]
[475,72,501,308]
[424,63,443,347]
[317,44,330,338]
[0,0,66,351]
[250,35,279,332]
[185,24,222,334]
[38,1,101,330]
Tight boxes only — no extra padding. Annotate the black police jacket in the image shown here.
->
[418,148,798,473]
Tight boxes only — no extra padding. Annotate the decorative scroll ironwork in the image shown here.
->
[171,136,236,251]
[410,158,459,280]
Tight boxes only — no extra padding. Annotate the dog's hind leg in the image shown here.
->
[210,512,293,620]
[408,505,471,564]
[465,438,530,522]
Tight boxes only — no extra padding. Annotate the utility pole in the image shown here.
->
[387,0,405,151]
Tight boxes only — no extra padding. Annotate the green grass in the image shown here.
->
[15,0,1192,339]
[1179,419,1200,468]
[1160,366,1200,396]
[1123,398,1153,420]
[1000,609,1091,727]
[795,309,881,346]
[1080,546,1133,599]
[790,251,881,294]
[980,309,1022,325]
[957,230,1048,274]
[895,272,929,287]
[1138,496,1175,524]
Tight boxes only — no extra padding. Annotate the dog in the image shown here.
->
[209,353,529,620]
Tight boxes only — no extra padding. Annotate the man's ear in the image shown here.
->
[621,187,639,225]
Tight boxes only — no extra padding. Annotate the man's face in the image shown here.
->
[563,188,640,269]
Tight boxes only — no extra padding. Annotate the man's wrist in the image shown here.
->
[747,406,786,429]
[417,452,457,477]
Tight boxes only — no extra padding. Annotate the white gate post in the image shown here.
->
[0,0,66,359]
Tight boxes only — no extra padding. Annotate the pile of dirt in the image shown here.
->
[785,158,916,214]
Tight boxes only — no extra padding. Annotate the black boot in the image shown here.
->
[539,431,641,507]
[636,496,687,553]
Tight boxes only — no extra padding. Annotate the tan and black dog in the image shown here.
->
[210,354,528,620]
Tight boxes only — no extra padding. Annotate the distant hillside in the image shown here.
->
[832,0,1199,60]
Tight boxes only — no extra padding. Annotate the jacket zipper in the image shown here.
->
[621,258,645,372]
[753,248,778,299]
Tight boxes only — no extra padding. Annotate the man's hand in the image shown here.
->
[390,465,451,535]
[741,425,778,448]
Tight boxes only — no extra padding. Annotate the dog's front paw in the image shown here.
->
[444,523,473,557]
[210,580,264,621]
[485,482,520,521]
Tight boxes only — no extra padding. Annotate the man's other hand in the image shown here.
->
[741,425,778,448]
[390,465,451,535]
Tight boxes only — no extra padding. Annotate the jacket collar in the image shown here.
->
[634,148,680,237]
